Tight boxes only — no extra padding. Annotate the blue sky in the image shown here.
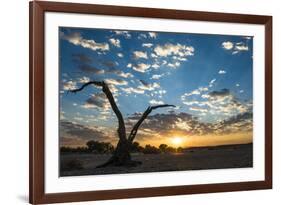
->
[59,27,253,148]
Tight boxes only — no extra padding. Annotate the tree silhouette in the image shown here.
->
[70,81,175,167]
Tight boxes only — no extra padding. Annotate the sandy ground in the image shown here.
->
[60,143,253,176]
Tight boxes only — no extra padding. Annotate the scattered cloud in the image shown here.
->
[113,30,131,39]
[209,79,216,87]
[133,51,148,59]
[151,74,165,80]
[151,63,160,69]
[121,87,145,94]
[117,53,124,58]
[218,70,227,74]
[208,88,230,98]
[138,80,160,91]
[78,76,90,83]
[222,41,234,50]
[63,80,77,90]
[132,63,151,73]
[106,67,134,78]
[60,121,113,147]
[235,42,249,51]
[61,32,109,51]
[126,111,252,138]
[82,93,111,110]
[151,53,158,58]
[148,32,157,39]
[167,62,181,68]
[189,107,208,113]
[172,56,187,61]
[142,43,153,48]
[109,38,121,47]
[149,99,164,105]
[116,71,134,78]
[104,78,128,86]
[181,86,251,119]
[222,41,249,55]
[154,43,194,57]
[138,33,148,39]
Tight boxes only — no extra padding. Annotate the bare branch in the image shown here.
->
[68,81,104,93]
[128,104,175,142]
[69,81,127,142]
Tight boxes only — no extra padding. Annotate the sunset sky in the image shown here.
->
[59,27,253,148]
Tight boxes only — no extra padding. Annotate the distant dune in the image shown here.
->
[60,143,253,176]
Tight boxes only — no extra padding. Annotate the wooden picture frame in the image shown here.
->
[29,1,272,204]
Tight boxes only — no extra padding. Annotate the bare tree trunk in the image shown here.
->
[70,81,175,168]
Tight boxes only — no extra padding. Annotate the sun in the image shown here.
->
[171,137,183,146]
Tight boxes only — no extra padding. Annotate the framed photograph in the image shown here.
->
[29,1,272,204]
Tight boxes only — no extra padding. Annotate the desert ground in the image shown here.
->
[60,143,253,176]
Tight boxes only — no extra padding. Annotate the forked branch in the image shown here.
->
[128,104,175,142]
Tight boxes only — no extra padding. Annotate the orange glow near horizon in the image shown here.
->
[171,136,184,147]
[137,131,252,148]
[61,131,253,149]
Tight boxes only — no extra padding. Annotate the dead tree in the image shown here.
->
[70,81,175,167]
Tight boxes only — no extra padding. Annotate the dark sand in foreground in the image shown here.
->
[60,143,253,176]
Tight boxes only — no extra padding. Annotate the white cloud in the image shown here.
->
[116,71,134,78]
[235,43,249,51]
[151,53,158,58]
[63,80,77,90]
[151,74,164,80]
[109,38,121,47]
[148,32,157,39]
[222,41,234,50]
[154,43,194,57]
[132,63,151,73]
[113,30,131,39]
[138,33,147,39]
[61,32,109,51]
[167,62,181,68]
[158,90,167,95]
[133,51,148,59]
[149,99,164,105]
[172,56,187,61]
[209,78,216,87]
[189,107,208,113]
[142,43,153,48]
[198,87,209,92]
[127,63,132,68]
[222,41,249,54]
[104,78,128,86]
[218,70,226,74]
[117,53,124,58]
[121,87,145,94]
[78,76,90,83]
[236,83,240,87]
[186,90,200,96]
[201,94,210,99]
[151,63,160,69]
[138,81,160,91]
